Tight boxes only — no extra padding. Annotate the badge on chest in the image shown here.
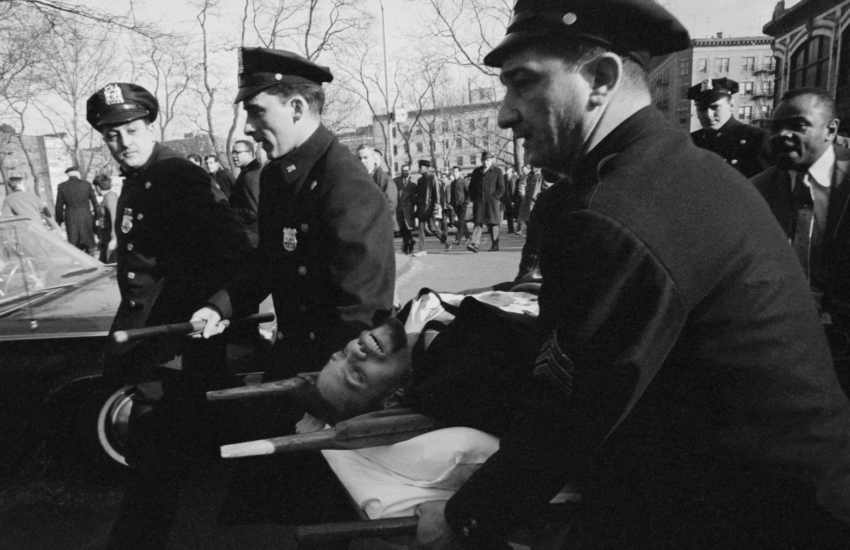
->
[121,208,133,233]
[283,227,297,251]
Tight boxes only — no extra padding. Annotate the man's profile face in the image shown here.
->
[231,145,253,168]
[316,318,411,419]
[243,91,299,159]
[204,157,220,173]
[696,97,733,130]
[497,45,590,173]
[770,94,838,171]
[452,168,460,178]
[357,148,376,171]
[102,118,157,170]
[419,164,429,175]
[522,165,531,175]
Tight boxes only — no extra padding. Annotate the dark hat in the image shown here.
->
[418,159,432,168]
[484,0,691,68]
[236,47,334,103]
[481,151,493,160]
[8,175,22,181]
[65,166,80,173]
[86,83,158,129]
[687,78,739,105]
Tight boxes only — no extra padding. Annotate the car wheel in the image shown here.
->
[97,384,135,467]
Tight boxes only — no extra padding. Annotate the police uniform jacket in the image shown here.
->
[230,158,262,247]
[517,172,542,223]
[208,125,395,376]
[102,144,252,382]
[751,144,850,323]
[395,175,417,231]
[415,173,439,222]
[55,175,99,249]
[469,165,504,225]
[439,107,850,548]
[690,116,772,178]
[372,167,398,232]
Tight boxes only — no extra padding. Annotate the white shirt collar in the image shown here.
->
[802,146,835,189]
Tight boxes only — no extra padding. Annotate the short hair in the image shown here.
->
[187,153,202,164]
[234,140,254,154]
[452,166,461,171]
[780,87,837,120]
[204,154,219,163]
[532,37,649,92]
[356,144,373,154]
[93,174,112,190]
[265,81,325,115]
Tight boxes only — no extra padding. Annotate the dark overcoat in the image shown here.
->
[415,173,439,222]
[102,144,252,383]
[691,116,772,178]
[436,107,850,548]
[209,125,395,376]
[373,167,398,232]
[230,159,262,247]
[469,165,504,224]
[55,176,99,250]
[396,176,417,231]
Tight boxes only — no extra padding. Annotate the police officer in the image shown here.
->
[88,82,252,550]
[411,0,850,548]
[688,77,772,178]
[193,47,395,378]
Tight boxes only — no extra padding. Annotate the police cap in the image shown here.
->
[418,159,432,168]
[65,166,80,174]
[236,47,334,104]
[687,78,739,106]
[484,0,691,68]
[86,83,158,130]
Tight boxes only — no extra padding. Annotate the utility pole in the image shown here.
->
[380,0,394,177]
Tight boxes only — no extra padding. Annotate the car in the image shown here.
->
[0,216,269,476]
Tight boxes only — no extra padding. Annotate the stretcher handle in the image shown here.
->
[206,373,318,402]
[112,312,275,343]
[295,516,419,543]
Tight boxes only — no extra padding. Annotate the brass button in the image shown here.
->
[301,224,309,233]
[137,213,144,220]
[127,272,135,280]
[127,243,134,251]
[731,159,738,165]
[145,182,152,189]
[309,332,315,341]
[128,300,136,308]
[298,266,307,276]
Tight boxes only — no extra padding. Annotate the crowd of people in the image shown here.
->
[3,0,850,548]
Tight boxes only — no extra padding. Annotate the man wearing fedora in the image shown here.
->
[688,77,772,178]
[87,82,252,550]
[54,165,100,255]
[413,0,850,548]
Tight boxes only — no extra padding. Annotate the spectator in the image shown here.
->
[229,140,261,247]
[93,174,118,263]
[187,153,203,166]
[467,152,504,252]
[395,165,417,254]
[1,176,59,230]
[205,154,235,199]
[55,165,100,256]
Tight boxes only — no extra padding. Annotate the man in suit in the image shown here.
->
[467,151,504,252]
[395,164,417,254]
[205,154,236,199]
[357,144,398,233]
[1,176,59,230]
[688,77,772,178]
[54,165,100,256]
[87,82,252,550]
[502,165,518,233]
[229,139,262,247]
[414,159,445,255]
[752,88,850,395]
[448,165,471,245]
[410,1,850,548]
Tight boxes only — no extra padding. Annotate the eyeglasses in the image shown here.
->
[231,150,250,155]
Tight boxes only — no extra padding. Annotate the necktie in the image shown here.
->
[792,171,815,282]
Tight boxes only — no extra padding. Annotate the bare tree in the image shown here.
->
[138,35,194,142]
[189,0,229,164]
[5,0,163,38]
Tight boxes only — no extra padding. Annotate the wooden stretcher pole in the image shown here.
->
[206,376,308,402]
[295,516,419,544]
[220,409,443,458]
[111,312,275,343]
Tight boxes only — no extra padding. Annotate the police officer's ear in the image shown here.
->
[291,97,304,122]
[826,118,840,143]
[587,52,623,108]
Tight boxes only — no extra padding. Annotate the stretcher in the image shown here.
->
[208,291,579,549]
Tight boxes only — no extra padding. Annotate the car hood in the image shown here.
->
[0,267,119,341]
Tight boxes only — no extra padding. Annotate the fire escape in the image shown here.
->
[751,61,777,129]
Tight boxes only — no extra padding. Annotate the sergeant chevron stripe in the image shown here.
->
[534,330,575,395]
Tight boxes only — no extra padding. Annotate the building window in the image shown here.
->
[680,85,690,99]
[392,127,397,138]
[680,59,690,75]
[468,119,475,131]
[789,35,831,90]
[442,121,450,133]
[760,82,774,96]
[661,68,670,84]
[393,145,398,155]
[443,139,450,149]
[836,27,850,120]
[457,156,463,167]
[470,155,478,165]
[678,105,690,124]
[416,126,423,136]
[483,137,489,148]
[715,58,729,73]
[478,117,488,128]
[697,58,707,73]
[455,137,462,148]
[470,137,477,147]
[394,162,398,173]
[742,81,754,95]
[416,142,423,153]
[738,106,753,122]
[741,57,756,72]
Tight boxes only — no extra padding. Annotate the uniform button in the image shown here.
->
[127,272,135,279]
[128,300,136,308]
[298,305,307,313]
[137,213,144,220]
[740,139,747,144]
[731,159,738,165]
[462,527,470,537]
[145,182,152,189]
[309,332,315,341]
[298,266,307,275]
[301,223,309,233]
[127,243,134,251]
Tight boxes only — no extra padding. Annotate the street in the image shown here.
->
[0,230,524,550]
